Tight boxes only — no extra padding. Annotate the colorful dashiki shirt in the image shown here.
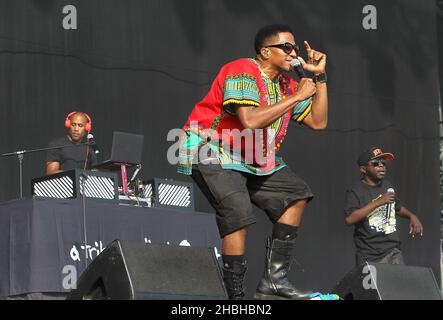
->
[178,58,312,176]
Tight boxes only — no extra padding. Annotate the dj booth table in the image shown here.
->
[0,197,220,298]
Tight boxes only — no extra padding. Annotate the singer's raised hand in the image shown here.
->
[376,191,396,206]
[294,78,316,101]
[297,41,327,75]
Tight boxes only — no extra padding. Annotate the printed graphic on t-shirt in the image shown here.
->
[367,198,396,234]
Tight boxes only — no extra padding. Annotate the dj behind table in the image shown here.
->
[33,131,195,211]
[0,132,219,299]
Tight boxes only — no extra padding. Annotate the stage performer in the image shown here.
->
[344,147,423,265]
[177,24,329,300]
[46,111,97,175]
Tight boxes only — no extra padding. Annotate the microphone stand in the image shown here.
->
[1,142,94,199]
[80,171,89,271]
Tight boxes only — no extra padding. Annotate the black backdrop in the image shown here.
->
[0,0,441,297]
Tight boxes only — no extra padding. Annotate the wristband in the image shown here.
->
[313,73,327,84]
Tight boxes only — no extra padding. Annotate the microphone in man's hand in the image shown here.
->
[290,59,306,79]
[87,134,100,154]
[386,188,395,219]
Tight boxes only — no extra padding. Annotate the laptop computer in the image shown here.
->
[95,131,144,169]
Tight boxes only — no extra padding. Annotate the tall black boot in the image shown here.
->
[222,260,247,300]
[254,237,313,300]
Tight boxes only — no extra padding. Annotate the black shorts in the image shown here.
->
[191,163,314,238]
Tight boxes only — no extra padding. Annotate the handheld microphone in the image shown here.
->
[87,134,100,154]
[386,188,395,219]
[290,59,306,79]
[130,164,142,182]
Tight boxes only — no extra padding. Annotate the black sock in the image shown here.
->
[222,255,245,269]
[272,223,298,241]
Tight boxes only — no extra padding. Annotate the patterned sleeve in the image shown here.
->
[222,73,261,116]
[292,97,313,124]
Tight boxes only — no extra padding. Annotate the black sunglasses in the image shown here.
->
[370,159,387,167]
[267,42,300,55]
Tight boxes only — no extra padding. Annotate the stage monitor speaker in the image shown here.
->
[67,240,228,300]
[332,262,442,300]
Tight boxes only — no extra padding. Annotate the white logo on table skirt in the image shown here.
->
[70,241,105,262]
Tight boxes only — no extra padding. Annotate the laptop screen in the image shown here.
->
[110,131,144,165]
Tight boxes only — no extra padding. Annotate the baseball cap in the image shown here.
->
[357,147,394,166]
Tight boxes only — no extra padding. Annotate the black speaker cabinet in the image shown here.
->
[67,240,228,300]
[332,262,442,300]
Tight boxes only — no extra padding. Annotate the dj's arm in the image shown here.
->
[46,161,63,175]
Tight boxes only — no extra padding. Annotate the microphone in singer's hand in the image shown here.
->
[386,188,395,218]
[290,59,306,79]
[87,134,100,154]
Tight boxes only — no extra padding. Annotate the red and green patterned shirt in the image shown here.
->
[178,58,312,175]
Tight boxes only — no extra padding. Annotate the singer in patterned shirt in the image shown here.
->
[177,24,328,300]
